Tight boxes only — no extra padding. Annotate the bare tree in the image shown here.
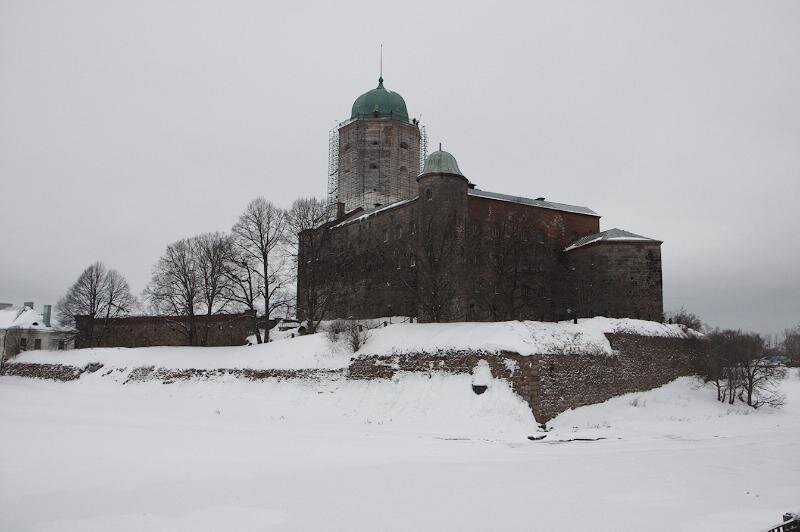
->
[223,240,264,343]
[145,233,233,346]
[56,262,137,346]
[232,198,290,341]
[194,232,233,345]
[780,324,800,367]
[145,238,200,344]
[703,329,786,408]
[666,307,704,331]
[285,197,330,260]
[732,332,787,408]
[296,227,336,334]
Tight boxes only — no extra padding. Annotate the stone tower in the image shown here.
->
[337,77,421,212]
[415,148,470,321]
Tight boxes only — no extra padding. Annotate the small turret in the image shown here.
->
[419,146,465,179]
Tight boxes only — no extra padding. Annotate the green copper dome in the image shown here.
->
[351,77,410,122]
[421,148,464,176]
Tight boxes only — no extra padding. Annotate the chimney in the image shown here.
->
[24,301,34,309]
[43,305,52,327]
[336,202,345,218]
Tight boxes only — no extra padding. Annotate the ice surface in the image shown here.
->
[1,369,798,531]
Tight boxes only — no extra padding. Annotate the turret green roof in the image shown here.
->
[351,77,410,122]
[420,148,464,177]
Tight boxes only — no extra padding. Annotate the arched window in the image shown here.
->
[426,188,433,201]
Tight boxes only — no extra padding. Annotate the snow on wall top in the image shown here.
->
[565,228,660,251]
[11,318,697,371]
[468,189,598,217]
[13,333,351,371]
[335,198,416,227]
[356,317,694,358]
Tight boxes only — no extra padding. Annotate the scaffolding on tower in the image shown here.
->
[419,124,428,173]
[327,125,339,213]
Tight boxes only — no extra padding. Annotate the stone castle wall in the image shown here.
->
[349,333,705,423]
[74,313,257,348]
[567,242,664,322]
[298,177,664,323]
[5,332,705,424]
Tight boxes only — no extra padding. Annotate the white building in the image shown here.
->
[0,302,74,363]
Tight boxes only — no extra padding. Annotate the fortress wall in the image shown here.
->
[349,334,705,423]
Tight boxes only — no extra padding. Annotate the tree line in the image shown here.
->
[56,196,328,346]
[667,308,797,408]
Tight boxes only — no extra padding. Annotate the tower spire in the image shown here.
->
[379,43,383,82]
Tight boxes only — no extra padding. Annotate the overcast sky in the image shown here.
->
[2,0,798,335]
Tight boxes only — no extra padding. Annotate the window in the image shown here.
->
[400,141,409,149]
[536,230,545,244]
[410,221,416,234]
[426,188,432,201]
[383,229,389,242]
[19,337,27,350]
[369,163,378,169]
[34,338,42,350]
[58,340,66,350]
[410,256,416,267]
[396,225,402,239]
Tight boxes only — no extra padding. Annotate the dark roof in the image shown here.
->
[468,189,598,216]
[565,228,660,251]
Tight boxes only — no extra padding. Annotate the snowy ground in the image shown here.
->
[1,368,798,531]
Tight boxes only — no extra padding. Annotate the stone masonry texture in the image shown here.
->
[3,333,705,424]
[298,169,664,323]
[74,313,256,348]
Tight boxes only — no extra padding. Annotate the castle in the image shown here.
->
[297,77,663,323]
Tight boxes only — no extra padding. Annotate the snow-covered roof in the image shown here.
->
[468,189,598,217]
[0,306,48,330]
[335,198,416,227]
[565,228,660,252]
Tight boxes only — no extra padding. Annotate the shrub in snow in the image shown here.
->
[326,319,370,353]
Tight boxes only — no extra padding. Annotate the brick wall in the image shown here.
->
[74,312,256,348]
